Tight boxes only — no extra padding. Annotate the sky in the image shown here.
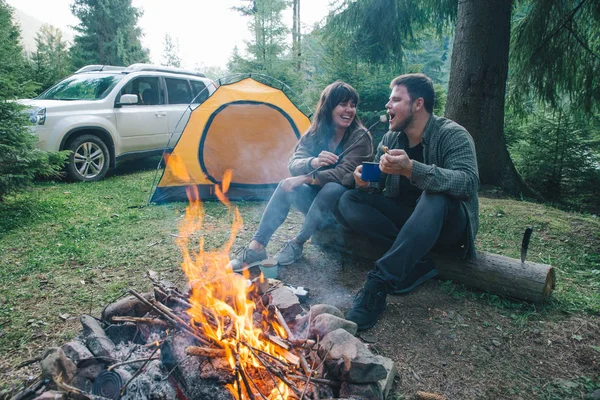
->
[7,0,333,70]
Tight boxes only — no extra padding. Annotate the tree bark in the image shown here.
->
[292,0,301,70]
[445,0,536,198]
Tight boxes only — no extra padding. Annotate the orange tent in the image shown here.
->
[151,77,311,203]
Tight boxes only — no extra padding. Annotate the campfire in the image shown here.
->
[15,164,396,400]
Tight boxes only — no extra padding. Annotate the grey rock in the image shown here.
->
[309,304,344,320]
[269,287,303,321]
[74,358,104,381]
[340,381,382,400]
[101,293,153,321]
[61,341,93,365]
[375,355,397,399]
[105,322,140,344]
[491,339,502,347]
[40,348,77,383]
[310,313,358,340]
[319,329,387,383]
[80,315,116,359]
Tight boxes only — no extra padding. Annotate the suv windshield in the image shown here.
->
[37,74,124,100]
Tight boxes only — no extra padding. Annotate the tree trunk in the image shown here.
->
[445,0,536,197]
[292,0,301,70]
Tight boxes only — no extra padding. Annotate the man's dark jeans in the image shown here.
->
[253,181,348,247]
[338,190,468,291]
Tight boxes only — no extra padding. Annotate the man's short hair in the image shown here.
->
[390,73,435,113]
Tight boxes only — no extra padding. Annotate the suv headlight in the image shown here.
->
[29,107,46,125]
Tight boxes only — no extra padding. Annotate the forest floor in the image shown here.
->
[0,160,598,399]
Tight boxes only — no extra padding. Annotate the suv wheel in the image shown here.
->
[66,135,110,182]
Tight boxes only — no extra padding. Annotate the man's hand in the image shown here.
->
[311,151,339,169]
[380,149,413,177]
[353,165,369,188]
[281,175,309,192]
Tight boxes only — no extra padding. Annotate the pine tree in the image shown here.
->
[31,24,73,93]
[70,0,149,68]
[231,0,292,77]
[162,33,181,67]
[0,1,66,201]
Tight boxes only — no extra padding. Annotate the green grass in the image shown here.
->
[0,165,599,391]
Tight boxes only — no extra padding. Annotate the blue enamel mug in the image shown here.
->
[361,162,381,182]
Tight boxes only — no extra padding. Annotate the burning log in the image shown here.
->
[109,316,170,329]
[186,346,227,358]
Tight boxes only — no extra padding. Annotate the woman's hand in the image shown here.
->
[353,165,369,188]
[380,149,413,177]
[311,151,339,169]
[281,175,309,192]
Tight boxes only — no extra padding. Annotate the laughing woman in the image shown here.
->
[230,81,373,271]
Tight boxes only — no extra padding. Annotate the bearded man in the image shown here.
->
[338,73,479,330]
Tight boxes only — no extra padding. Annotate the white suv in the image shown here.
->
[19,64,217,181]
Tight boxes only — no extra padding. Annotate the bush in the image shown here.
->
[0,1,67,201]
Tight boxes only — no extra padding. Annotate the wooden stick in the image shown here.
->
[55,375,106,400]
[267,334,290,350]
[110,316,170,328]
[108,358,160,371]
[186,346,227,358]
[271,306,294,340]
[128,289,214,347]
[242,343,285,400]
[121,344,160,396]
[288,375,341,389]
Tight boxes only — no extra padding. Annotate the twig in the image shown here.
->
[9,375,45,400]
[272,306,294,340]
[110,316,170,328]
[108,357,160,371]
[237,355,256,400]
[128,289,214,347]
[186,346,227,358]
[120,339,161,396]
[288,375,341,388]
[55,374,106,400]
[240,361,269,400]
[242,342,285,400]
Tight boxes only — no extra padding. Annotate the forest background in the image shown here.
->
[0,0,599,213]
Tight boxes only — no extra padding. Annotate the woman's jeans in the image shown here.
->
[252,181,348,246]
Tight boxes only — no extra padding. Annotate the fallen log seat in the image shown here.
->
[311,226,555,303]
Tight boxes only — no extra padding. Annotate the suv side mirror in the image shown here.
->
[118,94,138,105]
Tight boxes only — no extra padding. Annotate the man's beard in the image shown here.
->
[393,108,414,132]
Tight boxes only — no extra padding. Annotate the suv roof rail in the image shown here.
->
[75,65,127,74]
[124,63,206,78]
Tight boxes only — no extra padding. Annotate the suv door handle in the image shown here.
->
[155,112,167,117]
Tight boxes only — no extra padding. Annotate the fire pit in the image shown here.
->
[14,172,396,400]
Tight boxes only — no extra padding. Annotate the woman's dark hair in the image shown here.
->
[306,81,363,147]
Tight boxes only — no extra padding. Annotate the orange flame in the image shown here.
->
[176,168,291,399]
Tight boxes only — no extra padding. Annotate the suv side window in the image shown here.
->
[165,78,192,105]
[191,80,209,104]
[120,77,163,105]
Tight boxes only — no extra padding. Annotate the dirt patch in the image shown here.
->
[273,242,600,399]
[3,208,599,399]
